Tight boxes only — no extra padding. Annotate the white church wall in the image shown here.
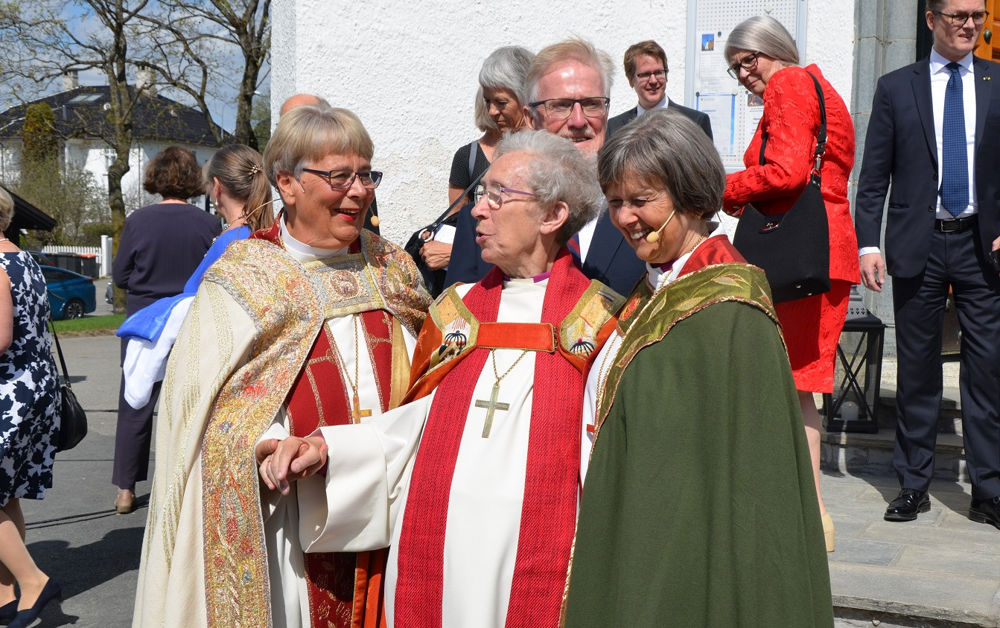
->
[272,0,856,246]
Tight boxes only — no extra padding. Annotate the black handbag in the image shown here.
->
[733,73,831,303]
[49,320,88,452]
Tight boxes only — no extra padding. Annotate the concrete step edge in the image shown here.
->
[833,595,1000,627]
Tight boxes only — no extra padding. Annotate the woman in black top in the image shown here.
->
[110,146,221,514]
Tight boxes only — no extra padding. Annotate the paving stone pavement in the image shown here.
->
[15,333,1000,627]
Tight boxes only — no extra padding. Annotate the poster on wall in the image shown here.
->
[686,0,804,171]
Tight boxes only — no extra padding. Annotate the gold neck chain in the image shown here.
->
[330,315,371,421]
[474,349,530,438]
[490,348,529,384]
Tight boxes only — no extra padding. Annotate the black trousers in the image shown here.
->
[891,223,1000,499]
[112,337,161,490]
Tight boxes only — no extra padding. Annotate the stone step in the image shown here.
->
[820,368,973,482]
[821,473,1000,628]
[821,427,970,484]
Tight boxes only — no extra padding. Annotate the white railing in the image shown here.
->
[42,240,112,277]
[42,245,101,257]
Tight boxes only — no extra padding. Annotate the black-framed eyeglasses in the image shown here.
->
[727,51,761,79]
[635,69,666,82]
[301,168,383,190]
[527,97,610,120]
[472,183,537,210]
[933,9,989,26]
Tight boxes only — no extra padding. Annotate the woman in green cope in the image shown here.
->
[564,109,833,627]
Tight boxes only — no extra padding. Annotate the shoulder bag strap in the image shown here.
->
[467,140,478,181]
[420,166,488,240]
[48,318,71,381]
[757,71,828,173]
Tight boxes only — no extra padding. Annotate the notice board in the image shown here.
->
[685,0,807,171]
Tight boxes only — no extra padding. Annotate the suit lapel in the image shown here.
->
[973,57,991,152]
[911,61,937,168]
[583,211,620,278]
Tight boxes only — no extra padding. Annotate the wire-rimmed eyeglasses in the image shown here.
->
[472,183,538,210]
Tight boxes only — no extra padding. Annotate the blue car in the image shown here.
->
[40,265,97,319]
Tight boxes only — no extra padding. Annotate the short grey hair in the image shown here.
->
[473,85,497,133]
[725,16,800,66]
[263,105,373,185]
[494,129,603,245]
[479,46,535,107]
[0,187,13,232]
[525,38,615,107]
[597,109,724,220]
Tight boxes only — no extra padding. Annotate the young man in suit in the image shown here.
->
[855,0,1000,529]
[607,40,713,139]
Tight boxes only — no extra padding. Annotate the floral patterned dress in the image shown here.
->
[0,252,59,506]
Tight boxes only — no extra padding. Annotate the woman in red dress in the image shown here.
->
[723,15,860,553]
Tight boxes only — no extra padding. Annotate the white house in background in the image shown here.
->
[0,71,228,216]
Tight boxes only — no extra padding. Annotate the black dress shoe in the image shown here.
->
[884,488,930,522]
[969,496,1000,530]
[8,579,61,628]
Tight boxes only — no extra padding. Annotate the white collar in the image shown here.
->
[636,97,668,116]
[279,216,350,262]
[929,49,973,74]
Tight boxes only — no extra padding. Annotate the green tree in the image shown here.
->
[21,102,59,175]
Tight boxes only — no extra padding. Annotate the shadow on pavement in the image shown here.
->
[28,525,144,610]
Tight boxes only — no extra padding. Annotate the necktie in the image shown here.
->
[940,62,969,218]
[568,233,582,264]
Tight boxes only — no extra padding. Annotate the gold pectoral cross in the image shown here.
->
[351,392,372,422]
[474,381,510,438]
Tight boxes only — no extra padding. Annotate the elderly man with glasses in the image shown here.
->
[607,40,713,139]
[517,38,647,296]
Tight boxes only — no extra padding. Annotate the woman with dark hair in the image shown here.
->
[111,145,221,514]
[565,110,833,626]
[117,144,274,410]
[722,15,859,552]
[0,188,62,628]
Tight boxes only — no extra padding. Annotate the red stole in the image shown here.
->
[285,310,395,628]
[395,251,589,627]
[678,234,745,277]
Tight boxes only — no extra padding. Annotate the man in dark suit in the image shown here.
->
[855,0,1000,529]
[448,39,645,295]
[607,40,713,139]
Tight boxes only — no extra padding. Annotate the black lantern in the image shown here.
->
[822,293,884,433]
